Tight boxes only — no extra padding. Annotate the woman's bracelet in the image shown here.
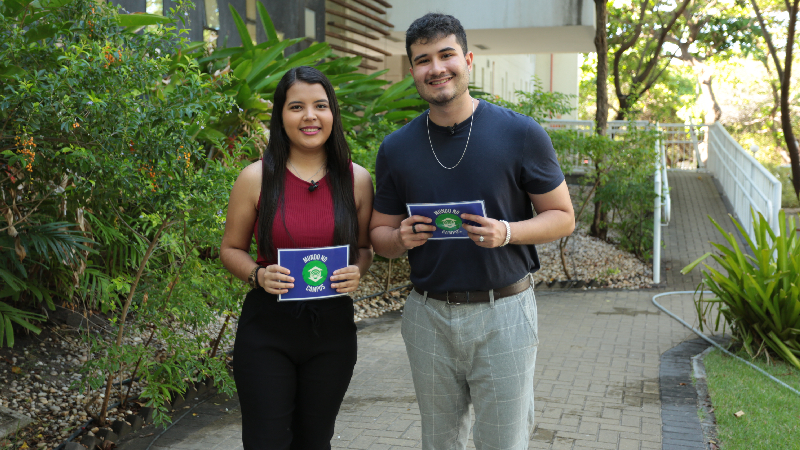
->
[248,265,264,289]
[499,220,511,247]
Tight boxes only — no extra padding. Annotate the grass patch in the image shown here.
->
[703,349,800,449]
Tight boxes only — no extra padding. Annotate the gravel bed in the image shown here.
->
[533,227,654,289]
[0,315,235,449]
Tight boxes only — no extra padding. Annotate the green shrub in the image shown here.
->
[548,126,659,267]
[591,127,660,259]
[346,118,403,183]
[1,0,243,425]
[682,210,800,369]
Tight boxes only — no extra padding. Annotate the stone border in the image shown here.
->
[0,405,34,440]
[691,346,720,449]
[659,337,725,450]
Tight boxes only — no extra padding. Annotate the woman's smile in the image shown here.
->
[282,81,333,153]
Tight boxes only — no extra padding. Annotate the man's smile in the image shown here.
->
[429,76,453,86]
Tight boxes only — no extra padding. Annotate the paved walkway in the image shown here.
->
[117,170,737,450]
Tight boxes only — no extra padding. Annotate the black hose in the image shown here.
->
[353,283,412,303]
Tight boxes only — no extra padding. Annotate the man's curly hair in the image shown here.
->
[405,13,468,65]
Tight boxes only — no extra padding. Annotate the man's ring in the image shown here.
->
[412,224,418,234]
[479,235,485,242]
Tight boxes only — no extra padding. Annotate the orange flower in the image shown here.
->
[15,134,36,172]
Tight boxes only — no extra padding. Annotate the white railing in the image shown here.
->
[659,122,707,169]
[706,122,782,239]
[541,119,649,171]
[654,139,663,284]
[542,120,709,171]
[652,125,674,284]
[541,119,781,278]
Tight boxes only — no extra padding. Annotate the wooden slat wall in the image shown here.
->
[324,0,394,73]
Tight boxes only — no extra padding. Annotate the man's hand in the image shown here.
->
[397,215,436,250]
[461,214,508,248]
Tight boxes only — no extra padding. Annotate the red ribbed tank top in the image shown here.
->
[253,163,351,266]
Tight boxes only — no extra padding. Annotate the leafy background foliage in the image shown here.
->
[0,0,667,426]
[0,0,445,426]
[1,0,244,424]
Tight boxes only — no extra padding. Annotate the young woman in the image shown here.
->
[220,66,374,449]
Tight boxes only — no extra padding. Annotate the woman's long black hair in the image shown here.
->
[257,66,359,264]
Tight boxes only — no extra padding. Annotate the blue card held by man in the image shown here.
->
[406,200,486,240]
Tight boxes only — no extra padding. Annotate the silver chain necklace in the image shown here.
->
[426,98,476,170]
[288,159,325,184]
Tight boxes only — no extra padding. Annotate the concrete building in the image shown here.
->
[109,0,593,119]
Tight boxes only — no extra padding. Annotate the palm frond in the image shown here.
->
[0,301,45,347]
[17,221,97,266]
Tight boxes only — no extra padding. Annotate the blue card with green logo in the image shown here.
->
[277,245,350,301]
[406,200,486,240]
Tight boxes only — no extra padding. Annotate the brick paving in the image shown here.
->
[117,170,738,450]
[661,170,739,291]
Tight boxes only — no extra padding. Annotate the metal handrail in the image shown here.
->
[659,136,671,225]
[653,138,663,284]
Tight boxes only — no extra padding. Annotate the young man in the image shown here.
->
[369,13,575,450]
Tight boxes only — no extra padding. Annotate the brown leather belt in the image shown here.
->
[413,276,531,305]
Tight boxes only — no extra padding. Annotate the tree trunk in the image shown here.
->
[693,60,722,123]
[590,197,608,240]
[592,0,610,240]
[614,95,629,121]
[782,3,800,199]
[768,81,785,155]
[595,0,609,136]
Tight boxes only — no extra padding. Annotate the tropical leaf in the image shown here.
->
[0,301,44,347]
[229,4,253,50]
[255,1,279,43]
[116,12,173,29]
[685,210,800,369]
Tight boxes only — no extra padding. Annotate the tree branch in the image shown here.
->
[639,53,677,96]
[750,0,784,84]
[631,0,692,87]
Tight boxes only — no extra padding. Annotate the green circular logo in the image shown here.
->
[435,213,462,231]
[302,260,328,287]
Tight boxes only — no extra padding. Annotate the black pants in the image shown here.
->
[233,288,357,450]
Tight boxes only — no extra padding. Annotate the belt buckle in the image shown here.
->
[446,291,468,305]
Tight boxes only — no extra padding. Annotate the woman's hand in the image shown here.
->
[259,264,294,295]
[330,265,361,294]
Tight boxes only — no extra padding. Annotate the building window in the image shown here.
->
[305,8,316,40]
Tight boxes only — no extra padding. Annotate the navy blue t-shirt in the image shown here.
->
[374,100,565,292]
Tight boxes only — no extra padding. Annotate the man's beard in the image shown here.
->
[417,71,469,107]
